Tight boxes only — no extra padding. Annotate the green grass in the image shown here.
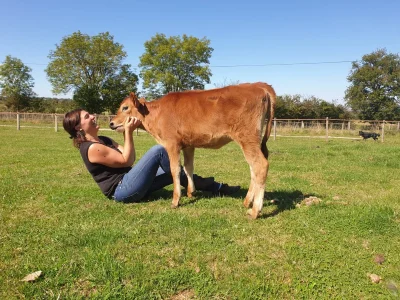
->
[1,127,400,299]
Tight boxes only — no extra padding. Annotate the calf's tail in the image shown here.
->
[261,85,276,159]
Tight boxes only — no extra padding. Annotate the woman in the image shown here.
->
[63,108,240,203]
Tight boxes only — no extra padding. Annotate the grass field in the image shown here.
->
[1,127,400,299]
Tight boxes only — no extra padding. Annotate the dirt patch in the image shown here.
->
[296,196,322,207]
[169,289,196,300]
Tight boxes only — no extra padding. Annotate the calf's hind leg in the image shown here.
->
[182,147,195,197]
[165,145,182,208]
[243,166,255,208]
[240,142,269,219]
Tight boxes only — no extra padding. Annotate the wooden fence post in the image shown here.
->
[273,118,277,141]
[325,117,329,141]
[381,120,385,143]
[17,113,20,130]
[54,115,58,132]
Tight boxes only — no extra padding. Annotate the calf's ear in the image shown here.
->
[137,101,149,115]
[128,94,149,116]
[129,92,138,100]
[129,92,142,109]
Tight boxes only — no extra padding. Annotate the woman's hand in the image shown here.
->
[89,117,141,168]
[124,117,142,134]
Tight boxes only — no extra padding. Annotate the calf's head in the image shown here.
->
[109,92,148,132]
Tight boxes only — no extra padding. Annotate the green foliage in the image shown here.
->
[73,85,102,114]
[139,33,213,98]
[345,48,400,120]
[46,31,138,112]
[101,64,138,113]
[46,31,125,94]
[0,55,36,111]
[28,97,76,113]
[276,94,353,119]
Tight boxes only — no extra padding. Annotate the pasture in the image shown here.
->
[1,127,399,299]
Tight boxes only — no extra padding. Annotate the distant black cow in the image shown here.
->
[359,131,380,141]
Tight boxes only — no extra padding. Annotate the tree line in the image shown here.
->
[0,93,353,120]
[275,95,352,119]
[0,31,399,120]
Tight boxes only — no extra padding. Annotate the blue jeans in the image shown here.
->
[113,145,184,203]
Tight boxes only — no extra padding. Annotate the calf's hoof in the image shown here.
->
[243,198,253,208]
[246,208,260,219]
[171,202,179,209]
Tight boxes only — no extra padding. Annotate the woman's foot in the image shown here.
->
[193,174,215,190]
[212,183,240,196]
[184,174,240,196]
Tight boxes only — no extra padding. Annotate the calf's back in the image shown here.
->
[145,82,274,149]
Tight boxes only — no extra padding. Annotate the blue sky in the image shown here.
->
[1,0,399,103]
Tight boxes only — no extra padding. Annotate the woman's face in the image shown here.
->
[78,110,99,134]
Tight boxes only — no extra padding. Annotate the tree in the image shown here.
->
[72,64,139,114]
[345,49,400,120]
[139,33,213,98]
[275,95,302,119]
[29,97,76,113]
[101,64,139,113]
[0,55,36,111]
[275,94,353,119]
[73,85,102,114]
[46,31,138,113]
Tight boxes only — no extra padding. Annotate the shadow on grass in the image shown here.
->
[141,188,238,204]
[259,190,305,219]
[204,188,306,219]
[139,187,246,204]
[142,188,317,219]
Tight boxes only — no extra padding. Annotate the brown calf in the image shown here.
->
[110,82,276,219]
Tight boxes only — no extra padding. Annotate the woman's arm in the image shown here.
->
[88,117,141,168]
[109,137,125,154]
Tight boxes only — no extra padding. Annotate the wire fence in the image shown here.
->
[1,112,399,142]
[0,112,113,131]
[272,118,400,142]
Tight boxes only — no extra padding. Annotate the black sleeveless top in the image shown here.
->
[79,136,131,198]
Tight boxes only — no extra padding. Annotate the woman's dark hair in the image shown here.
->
[63,108,86,148]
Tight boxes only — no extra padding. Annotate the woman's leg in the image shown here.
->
[113,145,171,203]
[145,167,213,194]
[113,144,239,202]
